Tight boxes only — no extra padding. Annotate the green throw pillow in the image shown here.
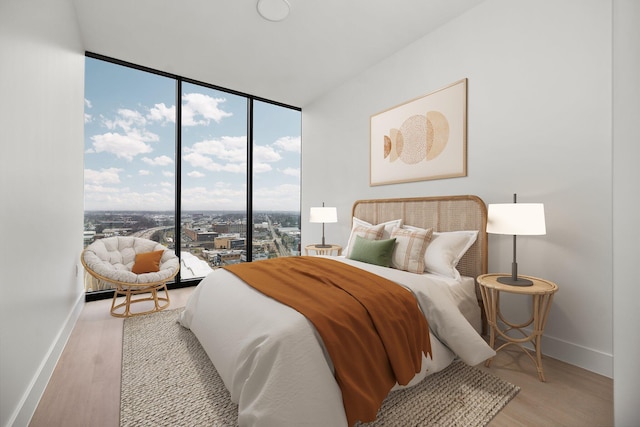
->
[347,235,396,267]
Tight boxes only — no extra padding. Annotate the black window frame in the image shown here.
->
[84,52,301,301]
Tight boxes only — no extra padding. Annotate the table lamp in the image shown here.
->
[487,194,546,286]
[309,203,337,248]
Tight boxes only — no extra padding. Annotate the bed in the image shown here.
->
[179,195,495,426]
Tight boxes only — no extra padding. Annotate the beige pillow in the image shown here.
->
[390,227,433,274]
[351,217,403,239]
[345,223,385,257]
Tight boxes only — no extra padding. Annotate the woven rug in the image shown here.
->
[121,309,519,427]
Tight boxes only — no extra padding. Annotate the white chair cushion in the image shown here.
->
[83,236,179,285]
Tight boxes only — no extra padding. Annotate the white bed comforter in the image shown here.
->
[179,257,495,427]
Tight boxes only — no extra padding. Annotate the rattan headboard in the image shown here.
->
[352,195,488,316]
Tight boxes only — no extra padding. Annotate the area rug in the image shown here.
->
[121,309,519,427]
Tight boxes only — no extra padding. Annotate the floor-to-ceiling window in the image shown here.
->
[83,54,301,294]
[179,82,248,278]
[83,57,177,293]
[252,100,302,260]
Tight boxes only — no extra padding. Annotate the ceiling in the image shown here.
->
[72,0,484,107]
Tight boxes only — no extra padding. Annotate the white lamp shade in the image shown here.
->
[309,207,337,223]
[487,203,546,235]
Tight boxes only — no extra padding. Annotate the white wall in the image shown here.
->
[303,0,613,377]
[0,0,85,425]
[612,1,640,424]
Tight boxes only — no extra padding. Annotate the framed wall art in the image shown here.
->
[370,78,467,186]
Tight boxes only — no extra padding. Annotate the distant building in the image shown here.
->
[102,228,132,237]
[184,228,218,242]
[215,236,245,250]
[211,220,247,234]
[83,230,96,244]
[240,251,269,262]
[217,251,243,265]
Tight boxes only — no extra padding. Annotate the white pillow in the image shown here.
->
[345,218,403,254]
[424,230,478,279]
[344,223,385,257]
[390,226,432,274]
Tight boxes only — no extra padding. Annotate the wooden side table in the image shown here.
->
[477,273,558,382]
[304,244,342,256]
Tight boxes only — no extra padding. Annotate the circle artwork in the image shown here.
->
[383,111,450,164]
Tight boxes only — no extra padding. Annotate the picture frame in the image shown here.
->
[370,78,467,186]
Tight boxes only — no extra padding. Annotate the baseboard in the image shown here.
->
[540,333,613,378]
[501,326,614,378]
[8,293,85,427]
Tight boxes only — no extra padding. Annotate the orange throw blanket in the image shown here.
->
[224,256,431,426]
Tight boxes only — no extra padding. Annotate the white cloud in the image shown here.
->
[183,136,248,173]
[281,167,300,178]
[147,102,175,123]
[84,189,175,211]
[221,162,248,173]
[142,155,174,166]
[103,108,147,133]
[182,93,233,126]
[127,128,159,143]
[253,162,273,173]
[90,107,161,161]
[85,98,92,108]
[188,136,246,162]
[84,167,123,185]
[255,183,300,197]
[183,152,220,171]
[254,145,282,163]
[90,132,153,161]
[181,185,246,210]
[252,183,301,211]
[83,90,299,212]
[252,145,283,174]
[84,184,122,194]
[183,151,247,173]
[118,108,145,122]
[273,136,301,153]
[84,113,92,123]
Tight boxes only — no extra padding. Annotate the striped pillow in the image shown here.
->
[345,223,385,257]
[390,227,433,274]
[351,217,403,240]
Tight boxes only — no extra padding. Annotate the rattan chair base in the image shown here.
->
[110,282,171,318]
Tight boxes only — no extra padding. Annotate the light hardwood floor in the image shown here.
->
[30,287,613,427]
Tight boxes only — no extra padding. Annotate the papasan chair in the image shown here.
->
[81,236,180,318]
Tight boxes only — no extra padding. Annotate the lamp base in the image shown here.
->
[314,244,332,248]
[497,276,534,286]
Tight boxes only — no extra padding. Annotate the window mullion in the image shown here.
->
[175,79,183,278]
[246,98,254,262]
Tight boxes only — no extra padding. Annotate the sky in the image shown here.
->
[84,57,301,212]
